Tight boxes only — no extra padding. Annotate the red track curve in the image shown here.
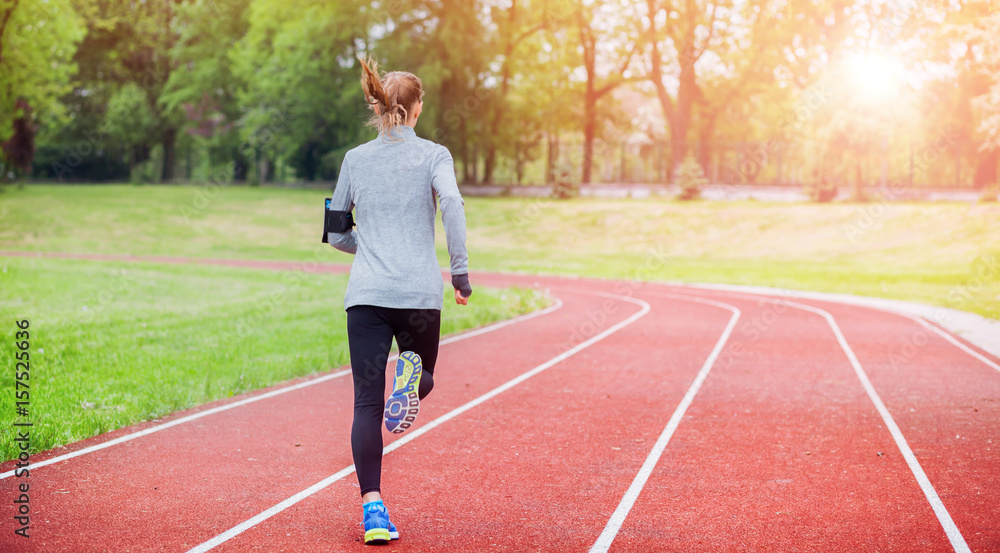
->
[1,254,997,553]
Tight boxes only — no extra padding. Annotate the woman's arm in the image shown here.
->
[328,154,358,254]
[431,146,471,299]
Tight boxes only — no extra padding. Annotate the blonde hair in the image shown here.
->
[357,55,424,139]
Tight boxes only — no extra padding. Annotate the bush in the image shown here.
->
[980,183,998,203]
[674,153,706,201]
[550,161,578,199]
[806,175,838,203]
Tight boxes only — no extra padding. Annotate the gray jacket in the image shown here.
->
[327,125,468,310]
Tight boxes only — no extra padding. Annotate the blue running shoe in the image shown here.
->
[384,351,422,434]
[362,500,396,544]
[388,519,400,540]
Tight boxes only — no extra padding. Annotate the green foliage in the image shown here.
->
[550,161,578,199]
[104,84,158,152]
[7,0,1000,188]
[160,0,251,175]
[674,153,706,200]
[230,0,369,181]
[0,0,84,143]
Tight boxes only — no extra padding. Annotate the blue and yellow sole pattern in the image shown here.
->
[364,527,391,544]
[384,351,422,434]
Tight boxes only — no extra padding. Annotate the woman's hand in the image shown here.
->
[451,273,472,305]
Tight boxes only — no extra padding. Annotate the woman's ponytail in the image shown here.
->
[357,55,423,140]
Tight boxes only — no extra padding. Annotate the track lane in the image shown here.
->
[678,288,1000,551]
[2,252,997,552]
[591,293,740,552]
[186,287,650,552]
[0,286,593,553]
[605,292,956,552]
[793,300,1000,552]
[204,290,733,552]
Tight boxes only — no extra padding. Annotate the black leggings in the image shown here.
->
[346,305,440,496]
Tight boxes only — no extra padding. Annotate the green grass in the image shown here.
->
[0,256,549,461]
[2,184,997,460]
[470,198,1000,319]
[2,184,998,318]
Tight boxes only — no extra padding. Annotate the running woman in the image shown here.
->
[326,56,472,545]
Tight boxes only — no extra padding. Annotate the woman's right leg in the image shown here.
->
[387,308,441,400]
[346,305,396,497]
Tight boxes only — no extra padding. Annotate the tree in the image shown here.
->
[38,0,186,182]
[687,0,785,176]
[480,0,549,183]
[231,0,370,181]
[961,11,1000,185]
[643,0,857,184]
[1,98,33,180]
[0,0,83,145]
[161,0,252,181]
[575,0,642,184]
[644,0,719,175]
[379,0,494,183]
[103,83,158,178]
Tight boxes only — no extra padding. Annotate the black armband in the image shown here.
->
[321,197,355,243]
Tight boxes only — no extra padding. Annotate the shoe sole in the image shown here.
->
[364,528,391,544]
[384,351,422,434]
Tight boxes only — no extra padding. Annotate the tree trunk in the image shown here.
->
[156,0,176,183]
[647,0,703,178]
[461,148,472,183]
[672,26,697,170]
[460,116,472,184]
[0,0,20,65]
[582,90,596,184]
[515,141,524,184]
[258,157,270,184]
[646,0,676,179]
[160,128,176,182]
[579,10,597,185]
[483,148,497,184]
[973,149,998,187]
[854,162,864,200]
[471,142,479,183]
[546,131,559,183]
[699,115,716,180]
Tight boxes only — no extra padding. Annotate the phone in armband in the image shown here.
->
[321,198,355,243]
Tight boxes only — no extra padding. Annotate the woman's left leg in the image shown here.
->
[346,305,396,498]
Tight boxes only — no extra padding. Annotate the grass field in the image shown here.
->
[0,255,547,462]
[2,184,998,318]
[2,184,998,460]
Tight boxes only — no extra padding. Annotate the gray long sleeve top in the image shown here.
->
[327,125,469,311]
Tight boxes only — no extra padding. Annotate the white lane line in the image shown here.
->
[698,289,975,553]
[783,300,970,553]
[679,284,1000,375]
[907,316,1000,374]
[185,293,651,553]
[590,293,741,553]
[0,298,564,480]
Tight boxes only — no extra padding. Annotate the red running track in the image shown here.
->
[1,254,998,553]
